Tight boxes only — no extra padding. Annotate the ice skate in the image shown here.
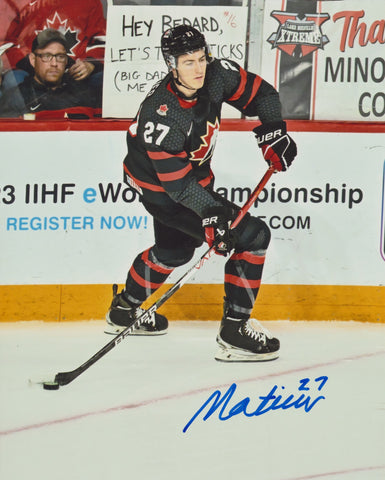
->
[215,303,279,362]
[104,285,168,336]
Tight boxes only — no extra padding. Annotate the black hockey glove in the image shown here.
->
[202,206,237,256]
[253,121,297,172]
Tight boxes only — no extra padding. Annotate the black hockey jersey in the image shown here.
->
[123,58,281,212]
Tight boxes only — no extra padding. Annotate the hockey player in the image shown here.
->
[105,25,297,361]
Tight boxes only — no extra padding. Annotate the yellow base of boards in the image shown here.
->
[0,284,384,323]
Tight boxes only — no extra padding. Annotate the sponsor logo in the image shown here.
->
[125,173,143,195]
[256,129,282,145]
[30,103,41,111]
[268,11,330,57]
[202,216,218,227]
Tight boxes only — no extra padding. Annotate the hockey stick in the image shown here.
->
[47,166,274,388]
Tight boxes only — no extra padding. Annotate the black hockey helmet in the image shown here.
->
[161,25,213,71]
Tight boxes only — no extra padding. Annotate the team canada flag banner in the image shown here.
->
[102,6,247,118]
[260,0,385,121]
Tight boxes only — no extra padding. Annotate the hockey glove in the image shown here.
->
[253,121,297,172]
[202,206,237,256]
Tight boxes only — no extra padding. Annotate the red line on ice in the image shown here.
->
[281,464,385,479]
[0,350,384,437]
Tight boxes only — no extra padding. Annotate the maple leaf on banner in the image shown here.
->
[35,12,80,55]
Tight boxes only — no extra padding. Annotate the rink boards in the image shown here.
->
[0,120,384,322]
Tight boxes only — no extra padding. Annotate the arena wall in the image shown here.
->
[0,120,384,322]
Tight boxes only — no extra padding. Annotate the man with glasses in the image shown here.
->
[0,29,101,118]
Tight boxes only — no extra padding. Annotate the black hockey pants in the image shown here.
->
[124,194,271,318]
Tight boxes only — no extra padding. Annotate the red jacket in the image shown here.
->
[1,0,106,70]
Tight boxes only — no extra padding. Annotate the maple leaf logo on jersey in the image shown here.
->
[157,104,168,116]
[35,12,80,56]
[267,11,330,57]
[190,118,220,166]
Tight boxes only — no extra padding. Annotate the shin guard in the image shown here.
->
[124,247,174,305]
[224,250,266,318]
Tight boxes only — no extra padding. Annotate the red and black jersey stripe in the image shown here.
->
[123,58,281,207]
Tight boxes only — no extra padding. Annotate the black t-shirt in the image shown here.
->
[0,74,101,118]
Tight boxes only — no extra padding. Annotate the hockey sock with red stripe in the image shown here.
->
[224,250,266,318]
[124,247,174,305]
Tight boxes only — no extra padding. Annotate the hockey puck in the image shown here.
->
[43,381,60,390]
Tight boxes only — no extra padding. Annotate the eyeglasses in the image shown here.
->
[34,53,68,63]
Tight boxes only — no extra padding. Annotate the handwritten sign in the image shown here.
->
[102,6,248,118]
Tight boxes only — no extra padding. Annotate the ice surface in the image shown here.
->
[0,320,384,480]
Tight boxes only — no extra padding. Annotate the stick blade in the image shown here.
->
[54,369,81,386]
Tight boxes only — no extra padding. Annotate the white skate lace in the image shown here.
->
[243,318,273,344]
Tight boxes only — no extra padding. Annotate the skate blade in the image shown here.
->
[214,345,280,362]
[104,322,125,335]
[126,328,168,336]
[104,323,168,336]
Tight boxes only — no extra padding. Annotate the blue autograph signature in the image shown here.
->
[183,376,328,433]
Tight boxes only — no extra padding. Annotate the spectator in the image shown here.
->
[0,29,102,119]
[0,0,106,91]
